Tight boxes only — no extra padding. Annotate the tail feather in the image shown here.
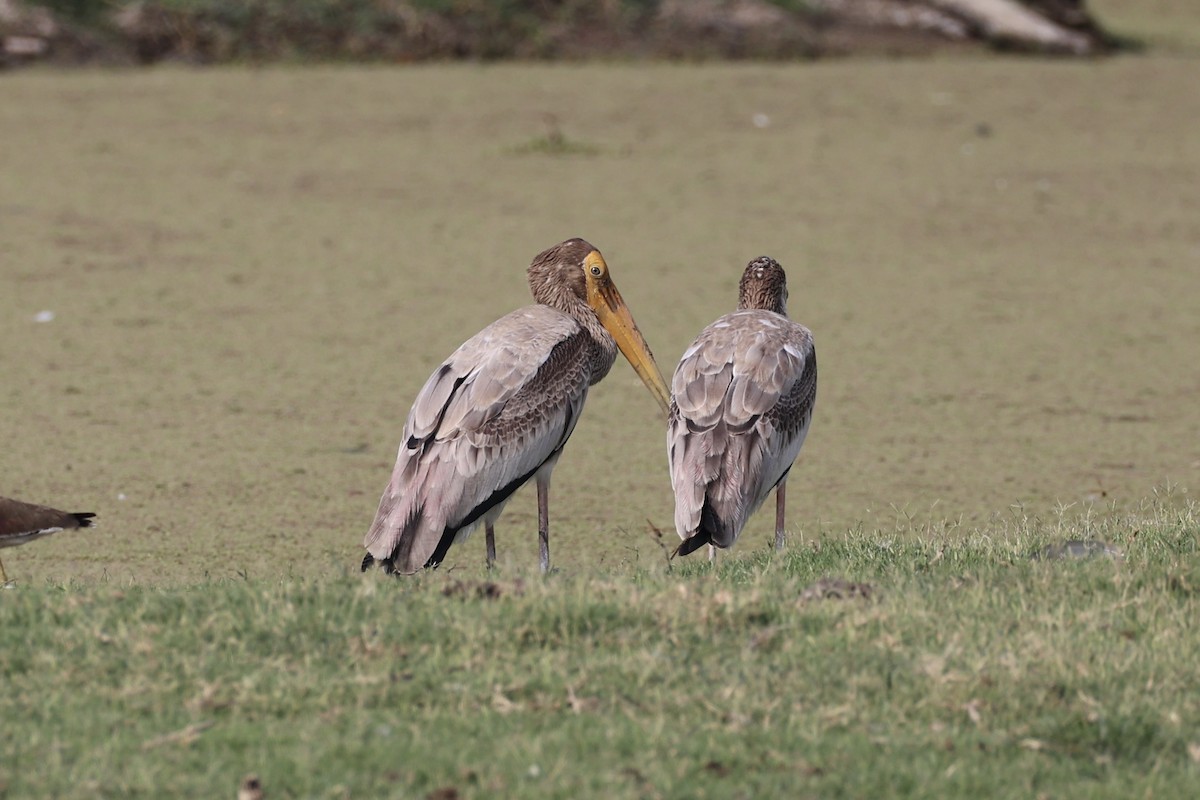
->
[360,552,400,575]
[674,499,724,558]
[72,512,96,528]
[363,499,426,575]
[362,491,399,552]
[674,533,709,558]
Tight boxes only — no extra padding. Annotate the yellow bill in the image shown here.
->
[583,251,671,415]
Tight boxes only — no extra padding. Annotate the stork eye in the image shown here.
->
[590,265,602,276]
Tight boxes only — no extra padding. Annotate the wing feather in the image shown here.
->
[668,310,816,548]
[365,305,597,572]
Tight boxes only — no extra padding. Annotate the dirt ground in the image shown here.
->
[1,56,1198,584]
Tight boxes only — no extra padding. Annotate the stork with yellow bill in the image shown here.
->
[363,239,670,575]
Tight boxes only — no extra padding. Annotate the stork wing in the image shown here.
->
[668,311,816,545]
[364,305,594,572]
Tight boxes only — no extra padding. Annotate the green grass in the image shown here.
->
[2,498,1197,797]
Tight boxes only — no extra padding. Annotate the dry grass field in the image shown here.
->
[3,57,1198,583]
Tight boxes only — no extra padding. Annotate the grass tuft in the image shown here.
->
[509,115,603,156]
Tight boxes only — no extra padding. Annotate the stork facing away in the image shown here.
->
[363,238,670,575]
[667,256,817,560]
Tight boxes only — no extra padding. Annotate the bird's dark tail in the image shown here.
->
[674,499,723,558]
[362,501,428,576]
[361,552,400,575]
[72,512,96,528]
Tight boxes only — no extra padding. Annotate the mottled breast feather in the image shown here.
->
[364,304,611,573]
[668,309,816,549]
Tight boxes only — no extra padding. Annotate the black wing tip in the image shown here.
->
[674,531,712,558]
[73,512,97,528]
[362,552,402,575]
[675,498,730,557]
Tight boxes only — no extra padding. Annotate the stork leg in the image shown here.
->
[1,557,12,588]
[774,478,788,552]
[708,544,717,565]
[485,522,497,570]
[537,471,551,574]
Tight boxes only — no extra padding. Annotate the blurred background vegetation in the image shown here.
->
[5,0,1176,67]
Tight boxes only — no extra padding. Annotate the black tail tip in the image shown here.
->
[674,532,712,558]
[362,553,401,575]
[74,512,97,528]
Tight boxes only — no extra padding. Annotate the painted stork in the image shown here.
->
[668,256,817,559]
[362,238,670,575]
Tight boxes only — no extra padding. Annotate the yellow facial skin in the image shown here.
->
[583,250,671,415]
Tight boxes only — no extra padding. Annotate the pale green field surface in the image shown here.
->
[1,500,1198,798]
[1092,0,1200,52]
[3,59,1199,584]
